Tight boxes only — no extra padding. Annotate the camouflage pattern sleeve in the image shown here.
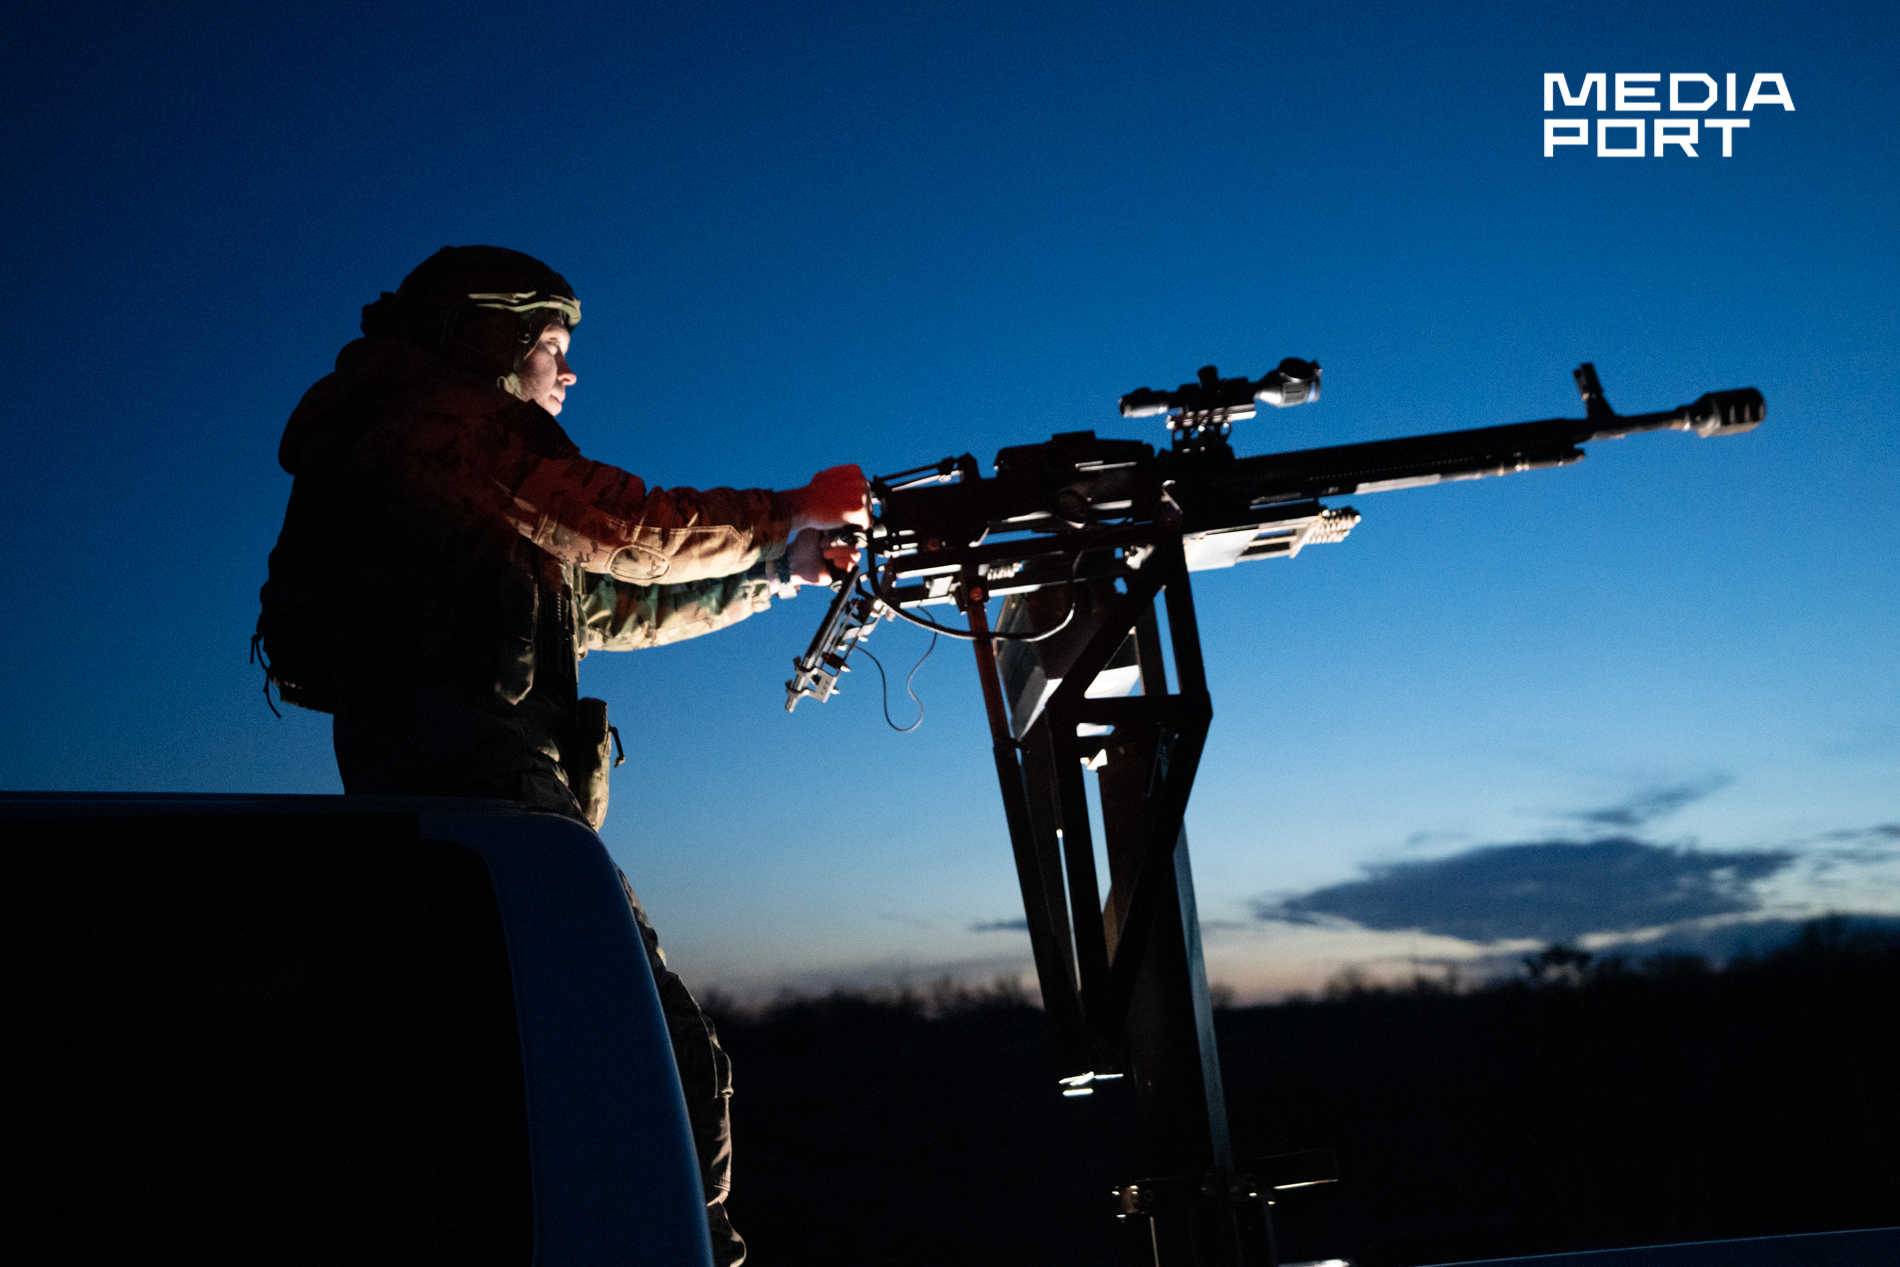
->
[378,383,794,585]
[576,561,778,652]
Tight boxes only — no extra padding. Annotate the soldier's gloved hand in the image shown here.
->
[785,529,862,592]
[786,529,828,588]
[786,464,870,534]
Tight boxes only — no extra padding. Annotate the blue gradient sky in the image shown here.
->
[4,1,1894,998]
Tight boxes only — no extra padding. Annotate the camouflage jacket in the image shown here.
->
[259,337,791,710]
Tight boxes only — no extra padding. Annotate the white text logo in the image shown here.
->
[1543,73,1793,157]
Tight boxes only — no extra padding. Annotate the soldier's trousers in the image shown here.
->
[332,672,745,1267]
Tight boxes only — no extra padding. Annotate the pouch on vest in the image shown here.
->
[566,696,624,832]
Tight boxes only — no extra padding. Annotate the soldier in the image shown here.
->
[258,245,866,1264]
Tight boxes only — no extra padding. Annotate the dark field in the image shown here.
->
[709,920,1900,1266]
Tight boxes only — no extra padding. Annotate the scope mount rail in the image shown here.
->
[782,363,1763,1267]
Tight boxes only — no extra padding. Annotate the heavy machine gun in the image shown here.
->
[785,362,1764,1267]
[787,362,1762,712]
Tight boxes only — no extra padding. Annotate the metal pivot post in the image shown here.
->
[964,535,1273,1266]
[965,581,1091,1074]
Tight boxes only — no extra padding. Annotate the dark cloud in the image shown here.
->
[1811,823,1900,861]
[1253,837,1794,944]
[970,918,1028,933]
[1403,830,1470,850]
[1199,919,1253,934]
[1566,776,1731,829]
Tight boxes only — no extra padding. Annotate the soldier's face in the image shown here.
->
[516,320,577,415]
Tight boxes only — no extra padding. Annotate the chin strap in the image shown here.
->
[249,633,283,718]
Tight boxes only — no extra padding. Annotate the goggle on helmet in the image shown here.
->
[465,289,582,334]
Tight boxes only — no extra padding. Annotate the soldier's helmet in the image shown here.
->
[360,246,581,351]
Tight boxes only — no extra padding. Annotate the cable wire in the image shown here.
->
[858,631,936,732]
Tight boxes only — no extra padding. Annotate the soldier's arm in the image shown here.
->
[390,394,862,586]
[576,563,785,653]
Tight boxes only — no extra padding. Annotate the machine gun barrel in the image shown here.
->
[1214,387,1764,511]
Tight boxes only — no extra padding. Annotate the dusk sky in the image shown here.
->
[4,1,1894,1000]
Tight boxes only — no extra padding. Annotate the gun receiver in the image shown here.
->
[784,364,1763,711]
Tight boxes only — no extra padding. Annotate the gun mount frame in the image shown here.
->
[785,365,1764,1266]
